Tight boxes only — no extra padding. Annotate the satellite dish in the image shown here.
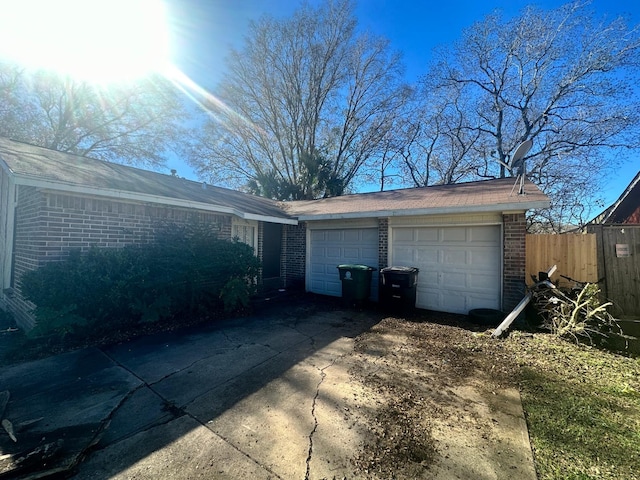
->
[510,139,533,173]
[509,139,533,196]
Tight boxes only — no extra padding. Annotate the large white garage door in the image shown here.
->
[391,225,501,314]
[308,228,379,298]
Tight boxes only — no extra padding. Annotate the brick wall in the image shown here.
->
[378,217,389,270]
[7,188,233,329]
[283,221,306,289]
[502,212,527,311]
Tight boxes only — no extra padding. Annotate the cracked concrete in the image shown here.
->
[0,301,537,479]
[0,304,380,479]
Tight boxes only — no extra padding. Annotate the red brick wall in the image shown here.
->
[502,212,527,311]
[7,188,232,329]
[624,205,640,224]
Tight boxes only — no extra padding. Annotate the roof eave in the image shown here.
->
[295,200,550,221]
[14,174,297,225]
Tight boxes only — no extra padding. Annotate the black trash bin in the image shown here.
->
[337,264,376,303]
[380,266,419,309]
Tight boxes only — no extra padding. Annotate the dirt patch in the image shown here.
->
[347,313,530,479]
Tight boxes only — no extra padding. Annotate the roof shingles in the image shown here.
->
[0,137,549,222]
[285,178,549,219]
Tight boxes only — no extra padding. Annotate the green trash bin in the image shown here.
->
[337,264,376,302]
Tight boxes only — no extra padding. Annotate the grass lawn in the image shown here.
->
[505,332,640,480]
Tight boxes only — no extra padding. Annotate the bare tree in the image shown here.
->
[0,62,188,168]
[410,1,640,230]
[189,0,410,200]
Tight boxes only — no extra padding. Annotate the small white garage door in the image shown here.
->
[308,228,379,298]
[391,225,501,314]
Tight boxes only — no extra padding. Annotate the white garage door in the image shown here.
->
[391,225,501,314]
[308,228,379,298]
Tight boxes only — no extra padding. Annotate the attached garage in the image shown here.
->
[285,178,550,314]
[307,224,379,299]
[390,224,501,314]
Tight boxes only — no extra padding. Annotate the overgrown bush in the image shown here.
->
[20,222,260,338]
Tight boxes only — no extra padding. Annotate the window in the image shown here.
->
[232,219,258,253]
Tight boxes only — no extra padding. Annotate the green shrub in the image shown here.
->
[0,308,15,326]
[20,221,260,339]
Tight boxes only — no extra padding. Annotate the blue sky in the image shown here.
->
[165,0,640,205]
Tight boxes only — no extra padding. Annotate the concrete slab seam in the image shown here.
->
[99,347,285,479]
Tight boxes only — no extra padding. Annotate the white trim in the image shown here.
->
[243,213,297,225]
[296,201,549,221]
[306,218,379,230]
[15,174,298,225]
[389,212,503,228]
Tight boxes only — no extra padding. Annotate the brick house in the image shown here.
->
[0,138,297,329]
[0,137,549,329]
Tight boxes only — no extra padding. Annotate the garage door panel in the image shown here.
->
[343,247,360,257]
[393,246,415,263]
[310,230,325,241]
[470,226,500,242]
[326,230,342,242]
[415,248,438,263]
[468,272,500,289]
[416,229,438,242]
[442,227,467,242]
[418,269,439,284]
[469,250,500,267]
[343,230,361,242]
[391,226,501,314]
[443,249,467,265]
[310,263,327,274]
[442,271,466,287]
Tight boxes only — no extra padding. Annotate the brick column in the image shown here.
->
[503,213,527,312]
[283,222,306,290]
[378,217,389,271]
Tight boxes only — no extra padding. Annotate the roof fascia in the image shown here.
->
[15,174,297,225]
[295,200,550,221]
[0,157,13,177]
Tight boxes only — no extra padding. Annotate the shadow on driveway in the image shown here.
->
[0,295,384,479]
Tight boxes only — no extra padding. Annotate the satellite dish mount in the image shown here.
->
[509,139,533,196]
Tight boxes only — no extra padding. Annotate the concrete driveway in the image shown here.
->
[0,299,536,479]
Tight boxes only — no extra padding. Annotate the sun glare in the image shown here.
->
[0,0,171,83]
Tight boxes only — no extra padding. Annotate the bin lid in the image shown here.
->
[380,266,419,273]
[337,264,376,271]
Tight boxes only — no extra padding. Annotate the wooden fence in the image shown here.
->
[587,225,640,318]
[526,230,640,318]
[525,234,598,287]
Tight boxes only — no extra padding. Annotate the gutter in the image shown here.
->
[13,174,298,226]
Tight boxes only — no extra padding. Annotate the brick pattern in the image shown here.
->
[283,222,306,289]
[378,217,389,270]
[7,189,233,329]
[502,213,527,311]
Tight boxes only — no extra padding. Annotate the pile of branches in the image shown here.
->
[529,275,620,344]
